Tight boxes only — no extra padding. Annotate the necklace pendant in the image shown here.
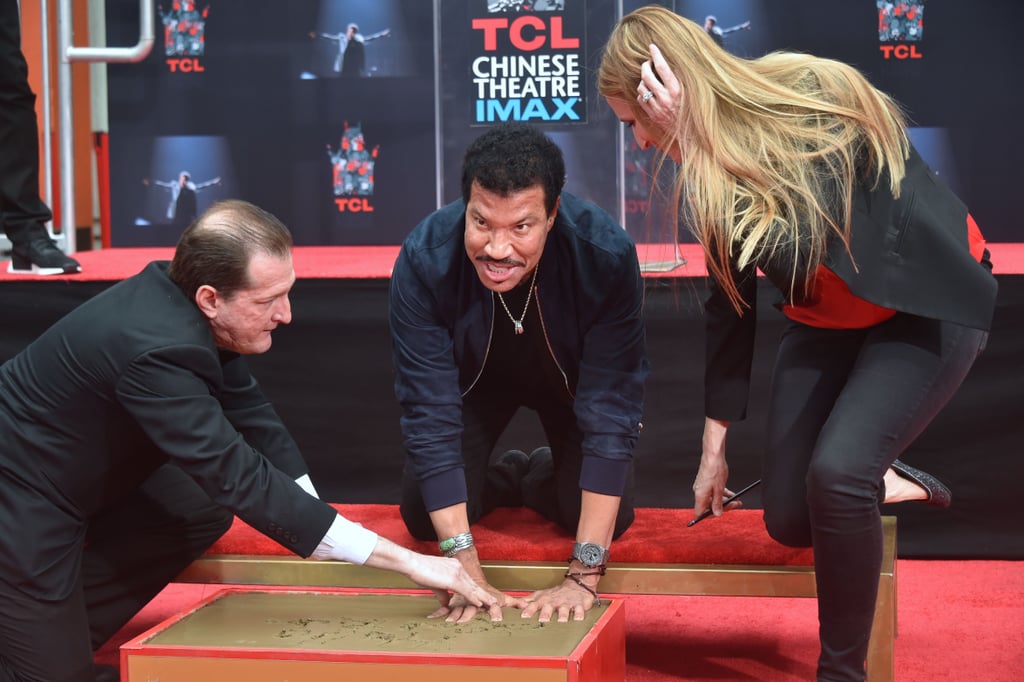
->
[513,320,524,335]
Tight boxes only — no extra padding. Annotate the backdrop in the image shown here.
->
[103,0,1024,246]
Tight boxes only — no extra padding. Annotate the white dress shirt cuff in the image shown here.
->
[311,514,379,565]
[294,474,319,498]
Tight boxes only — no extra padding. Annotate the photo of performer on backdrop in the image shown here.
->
[703,14,751,49]
[308,23,391,77]
[142,172,222,229]
[124,136,232,240]
[299,0,425,80]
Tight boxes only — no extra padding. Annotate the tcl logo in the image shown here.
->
[166,57,205,72]
[880,44,923,59]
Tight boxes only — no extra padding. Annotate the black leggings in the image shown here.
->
[400,388,634,541]
[761,313,987,681]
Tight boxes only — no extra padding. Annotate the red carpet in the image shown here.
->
[208,506,816,566]
[622,558,1024,680]
[95,560,1024,680]
[3,243,1022,282]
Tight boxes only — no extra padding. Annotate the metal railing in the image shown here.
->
[52,0,153,253]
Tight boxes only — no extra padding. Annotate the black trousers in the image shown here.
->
[400,387,635,542]
[0,464,232,681]
[0,0,52,241]
[761,313,988,682]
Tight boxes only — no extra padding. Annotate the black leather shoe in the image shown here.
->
[496,449,530,479]
[525,447,554,480]
[9,232,82,275]
[891,459,952,508]
[528,446,552,467]
[489,449,530,507]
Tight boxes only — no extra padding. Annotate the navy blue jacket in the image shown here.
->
[389,192,650,512]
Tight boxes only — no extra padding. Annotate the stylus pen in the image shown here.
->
[687,479,763,527]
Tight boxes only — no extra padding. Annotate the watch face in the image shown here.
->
[575,542,607,567]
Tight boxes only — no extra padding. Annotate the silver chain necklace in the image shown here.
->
[496,265,538,335]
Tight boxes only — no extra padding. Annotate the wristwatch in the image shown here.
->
[572,541,609,568]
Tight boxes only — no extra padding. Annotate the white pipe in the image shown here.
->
[66,0,153,63]
[56,0,74,253]
[88,0,108,238]
[87,1,108,133]
[39,0,53,217]
[56,0,154,254]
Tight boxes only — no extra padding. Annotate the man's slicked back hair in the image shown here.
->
[168,199,293,301]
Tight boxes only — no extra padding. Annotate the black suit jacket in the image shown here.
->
[704,145,998,420]
[0,262,336,598]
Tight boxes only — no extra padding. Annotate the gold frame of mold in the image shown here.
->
[121,588,626,681]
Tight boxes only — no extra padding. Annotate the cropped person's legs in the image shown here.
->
[0,2,80,274]
[82,463,233,649]
[0,0,50,235]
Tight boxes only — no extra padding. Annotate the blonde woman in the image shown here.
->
[598,6,996,681]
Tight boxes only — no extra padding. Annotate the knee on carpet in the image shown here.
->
[398,503,438,542]
[763,505,813,548]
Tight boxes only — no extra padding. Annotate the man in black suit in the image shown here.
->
[0,199,496,681]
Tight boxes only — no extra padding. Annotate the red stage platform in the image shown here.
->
[3,243,1023,282]
[0,243,715,282]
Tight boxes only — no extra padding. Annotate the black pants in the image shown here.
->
[400,387,635,541]
[0,0,52,241]
[761,313,988,681]
[0,464,232,681]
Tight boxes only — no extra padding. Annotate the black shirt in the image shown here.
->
[474,271,572,409]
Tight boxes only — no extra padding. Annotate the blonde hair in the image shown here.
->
[598,5,909,311]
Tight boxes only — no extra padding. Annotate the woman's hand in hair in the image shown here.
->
[638,43,680,130]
